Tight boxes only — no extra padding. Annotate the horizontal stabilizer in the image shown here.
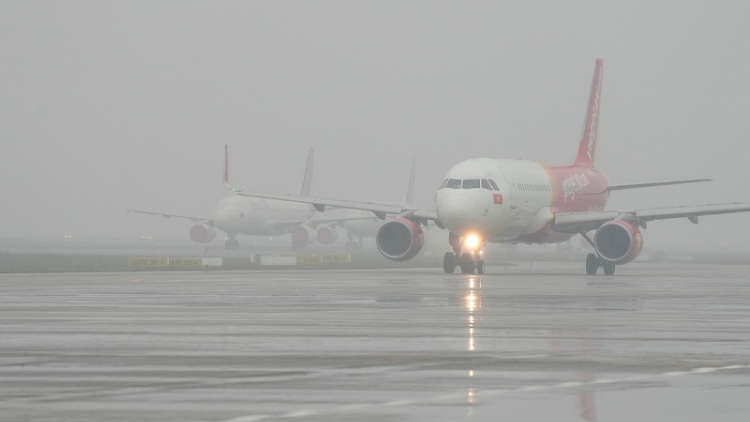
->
[607,179,711,192]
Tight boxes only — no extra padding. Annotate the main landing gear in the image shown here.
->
[224,237,240,250]
[344,233,363,251]
[444,233,485,275]
[585,253,615,275]
[581,232,614,276]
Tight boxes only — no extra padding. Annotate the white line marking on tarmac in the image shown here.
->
[224,416,270,422]
[208,363,749,422]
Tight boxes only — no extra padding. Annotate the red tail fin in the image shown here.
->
[574,59,604,168]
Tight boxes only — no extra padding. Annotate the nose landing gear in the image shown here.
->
[444,233,485,274]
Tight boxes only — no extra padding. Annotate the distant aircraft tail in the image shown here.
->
[223,145,243,192]
[573,58,604,168]
[403,156,417,206]
[299,147,314,196]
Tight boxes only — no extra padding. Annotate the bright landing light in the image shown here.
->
[464,234,481,250]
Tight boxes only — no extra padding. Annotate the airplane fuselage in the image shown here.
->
[212,195,314,236]
[435,158,609,244]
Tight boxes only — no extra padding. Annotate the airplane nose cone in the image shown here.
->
[437,194,479,233]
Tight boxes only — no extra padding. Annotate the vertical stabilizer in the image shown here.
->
[573,58,604,168]
[403,156,417,205]
[223,145,242,192]
[299,147,314,196]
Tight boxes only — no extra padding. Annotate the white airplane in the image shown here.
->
[129,147,355,250]
[235,59,750,274]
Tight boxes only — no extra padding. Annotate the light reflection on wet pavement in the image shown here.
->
[0,263,749,421]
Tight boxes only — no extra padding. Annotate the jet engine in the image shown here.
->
[190,224,217,243]
[316,225,338,245]
[291,225,317,246]
[593,220,643,265]
[376,217,424,262]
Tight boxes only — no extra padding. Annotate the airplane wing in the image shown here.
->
[607,178,711,191]
[237,191,439,221]
[552,203,750,233]
[267,215,381,230]
[127,209,212,224]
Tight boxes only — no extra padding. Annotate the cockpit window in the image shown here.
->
[488,179,500,190]
[446,179,462,189]
[481,179,493,190]
[439,179,448,189]
[462,179,480,189]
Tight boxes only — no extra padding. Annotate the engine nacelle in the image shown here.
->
[593,220,643,265]
[376,217,424,262]
[291,225,317,246]
[316,225,338,245]
[190,224,217,243]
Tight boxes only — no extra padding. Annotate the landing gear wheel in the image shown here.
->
[602,262,616,276]
[344,241,351,250]
[476,260,485,275]
[225,239,239,250]
[586,253,599,275]
[460,253,475,275]
[443,252,456,274]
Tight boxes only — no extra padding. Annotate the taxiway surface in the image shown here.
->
[1,263,749,421]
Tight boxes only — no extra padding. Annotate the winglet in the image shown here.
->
[574,59,604,168]
[223,144,243,192]
[299,147,314,196]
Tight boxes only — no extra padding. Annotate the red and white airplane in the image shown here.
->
[237,59,750,274]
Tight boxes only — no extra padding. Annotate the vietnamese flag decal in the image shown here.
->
[493,194,503,205]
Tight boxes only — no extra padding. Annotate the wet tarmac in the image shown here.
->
[1,263,749,421]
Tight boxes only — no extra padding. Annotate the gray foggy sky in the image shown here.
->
[1,1,749,252]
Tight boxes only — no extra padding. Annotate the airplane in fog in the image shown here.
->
[129,147,358,250]
[340,156,419,250]
[235,59,750,274]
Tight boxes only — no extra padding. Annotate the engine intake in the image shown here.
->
[316,225,338,245]
[593,220,643,265]
[376,217,424,262]
[291,225,316,246]
[190,224,217,243]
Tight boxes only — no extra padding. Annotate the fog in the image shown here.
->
[2,1,749,254]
